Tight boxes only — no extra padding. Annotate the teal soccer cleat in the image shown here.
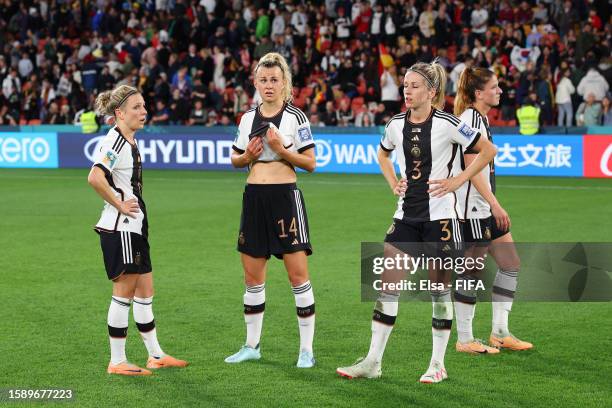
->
[224,345,261,363]
[296,350,315,368]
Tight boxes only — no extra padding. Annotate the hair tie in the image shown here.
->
[408,68,435,88]
[116,90,138,109]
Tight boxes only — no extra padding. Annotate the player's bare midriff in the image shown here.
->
[247,161,296,184]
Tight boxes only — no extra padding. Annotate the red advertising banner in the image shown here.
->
[583,135,612,178]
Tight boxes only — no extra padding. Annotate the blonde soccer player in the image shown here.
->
[88,85,188,375]
[224,53,317,368]
[336,60,497,383]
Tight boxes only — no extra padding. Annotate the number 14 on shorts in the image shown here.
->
[278,217,298,242]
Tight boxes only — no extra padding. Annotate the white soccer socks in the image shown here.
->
[430,289,453,368]
[244,283,266,348]
[107,296,131,365]
[292,281,315,353]
[454,274,478,343]
[492,268,518,337]
[133,296,164,358]
[365,292,399,364]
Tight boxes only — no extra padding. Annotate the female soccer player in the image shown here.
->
[88,85,188,375]
[336,61,497,383]
[225,53,317,368]
[453,67,533,353]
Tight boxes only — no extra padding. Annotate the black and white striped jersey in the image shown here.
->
[232,103,315,163]
[380,108,481,222]
[92,126,148,238]
[456,108,495,219]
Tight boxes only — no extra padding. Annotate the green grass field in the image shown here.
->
[1,169,611,408]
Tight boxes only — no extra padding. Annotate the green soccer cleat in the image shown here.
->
[224,345,261,363]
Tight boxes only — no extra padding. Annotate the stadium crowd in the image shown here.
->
[0,0,610,128]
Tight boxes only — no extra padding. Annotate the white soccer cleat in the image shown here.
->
[419,361,448,384]
[336,357,382,379]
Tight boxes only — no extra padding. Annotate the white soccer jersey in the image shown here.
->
[92,126,148,237]
[456,108,495,219]
[380,108,481,222]
[232,103,315,163]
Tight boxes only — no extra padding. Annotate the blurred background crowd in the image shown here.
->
[0,0,610,128]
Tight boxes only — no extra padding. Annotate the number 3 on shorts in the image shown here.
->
[440,220,452,241]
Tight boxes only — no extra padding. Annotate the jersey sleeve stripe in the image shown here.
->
[379,142,393,152]
[433,111,461,126]
[94,162,111,177]
[285,109,305,125]
[287,104,308,122]
[286,105,307,125]
[111,135,122,151]
[232,145,245,154]
[298,143,315,153]
[464,132,481,152]
[384,113,406,129]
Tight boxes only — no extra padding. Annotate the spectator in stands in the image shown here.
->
[336,98,354,126]
[575,93,602,126]
[470,2,488,42]
[555,68,575,127]
[150,100,170,125]
[188,99,207,126]
[577,67,609,102]
[516,92,541,135]
[380,64,401,113]
[418,2,436,40]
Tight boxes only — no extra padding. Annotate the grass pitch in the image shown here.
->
[1,169,610,407]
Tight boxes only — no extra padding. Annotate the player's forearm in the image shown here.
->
[87,169,122,210]
[458,143,496,184]
[465,155,500,209]
[378,149,397,191]
[278,148,316,172]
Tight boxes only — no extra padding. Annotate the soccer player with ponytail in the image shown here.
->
[454,68,533,353]
[337,61,497,383]
[88,85,188,375]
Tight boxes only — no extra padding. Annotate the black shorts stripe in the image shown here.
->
[244,303,265,314]
[372,310,396,326]
[432,318,452,330]
[136,320,156,333]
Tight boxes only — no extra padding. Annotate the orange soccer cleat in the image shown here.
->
[146,354,189,369]
[107,361,152,376]
[489,334,533,351]
[456,340,500,354]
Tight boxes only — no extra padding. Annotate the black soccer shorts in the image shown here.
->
[99,231,153,280]
[384,218,464,259]
[464,217,492,246]
[237,183,313,259]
